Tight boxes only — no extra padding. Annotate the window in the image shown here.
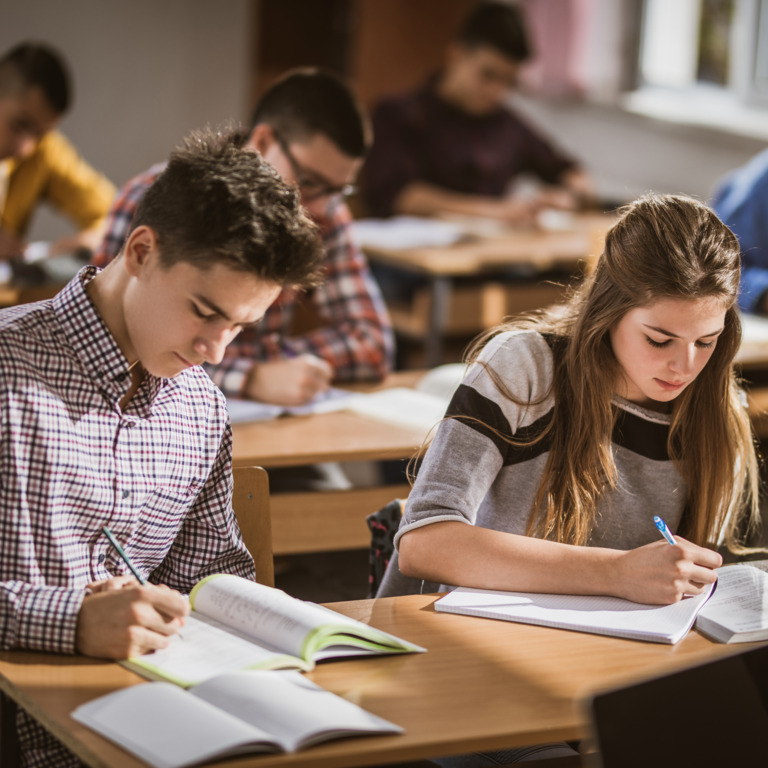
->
[626,0,768,138]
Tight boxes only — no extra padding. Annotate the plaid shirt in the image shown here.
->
[0,267,255,767]
[94,165,395,396]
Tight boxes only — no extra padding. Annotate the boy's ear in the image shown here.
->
[248,123,276,155]
[123,225,159,277]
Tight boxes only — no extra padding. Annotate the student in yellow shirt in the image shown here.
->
[0,42,115,261]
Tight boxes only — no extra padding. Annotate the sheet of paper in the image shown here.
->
[351,216,467,249]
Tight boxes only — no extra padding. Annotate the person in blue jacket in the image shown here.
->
[712,148,768,314]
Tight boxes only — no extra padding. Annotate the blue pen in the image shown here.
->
[102,526,146,584]
[653,515,676,546]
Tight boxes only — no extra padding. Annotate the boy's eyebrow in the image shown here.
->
[643,324,724,339]
[194,295,262,327]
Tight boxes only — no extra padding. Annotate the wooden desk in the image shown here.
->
[0,594,757,768]
[363,213,615,366]
[231,372,427,556]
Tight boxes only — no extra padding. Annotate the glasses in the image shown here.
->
[273,131,357,203]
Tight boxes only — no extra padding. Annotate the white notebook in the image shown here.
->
[73,670,402,768]
[435,583,716,645]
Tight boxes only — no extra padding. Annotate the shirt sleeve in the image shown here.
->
[149,422,256,590]
[362,98,427,218]
[714,182,768,314]
[37,131,116,232]
[206,202,395,396]
[0,582,85,654]
[92,166,160,267]
[394,332,553,549]
[503,110,579,186]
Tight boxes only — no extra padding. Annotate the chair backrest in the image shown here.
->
[232,466,274,588]
[585,643,768,767]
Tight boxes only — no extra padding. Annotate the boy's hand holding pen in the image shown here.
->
[74,528,188,659]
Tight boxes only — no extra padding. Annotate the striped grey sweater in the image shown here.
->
[396,331,687,554]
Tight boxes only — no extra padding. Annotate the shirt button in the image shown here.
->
[97,554,106,564]
[126,421,136,428]
[122,490,130,499]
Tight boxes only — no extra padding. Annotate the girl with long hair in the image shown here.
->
[396,193,761,610]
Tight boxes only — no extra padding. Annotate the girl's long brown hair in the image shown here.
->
[466,194,761,552]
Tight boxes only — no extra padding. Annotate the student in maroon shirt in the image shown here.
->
[362,1,594,224]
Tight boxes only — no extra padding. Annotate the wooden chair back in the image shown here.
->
[232,466,274,587]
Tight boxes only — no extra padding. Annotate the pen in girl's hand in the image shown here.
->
[653,515,676,546]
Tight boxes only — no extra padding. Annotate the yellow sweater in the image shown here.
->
[1,131,116,237]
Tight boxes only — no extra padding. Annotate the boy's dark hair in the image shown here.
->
[458,1,532,63]
[130,125,323,288]
[0,42,71,114]
[250,68,370,158]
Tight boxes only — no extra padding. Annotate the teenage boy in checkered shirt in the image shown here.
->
[0,125,322,767]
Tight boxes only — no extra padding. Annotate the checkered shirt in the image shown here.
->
[0,267,255,766]
[94,165,395,396]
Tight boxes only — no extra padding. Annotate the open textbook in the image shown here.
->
[226,387,354,423]
[435,564,768,645]
[226,363,467,436]
[122,574,424,687]
[342,363,466,435]
[73,670,402,768]
[693,564,768,643]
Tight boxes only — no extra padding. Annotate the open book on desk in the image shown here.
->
[226,387,354,423]
[227,364,467,436]
[435,581,717,645]
[73,670,402,768]
[693,563,768,643]
[436,564,768,645]
[122,574,424,687]
[342,363,466,435]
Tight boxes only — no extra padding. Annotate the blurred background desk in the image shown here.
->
[231,371,426,557]
[360,212,616,367]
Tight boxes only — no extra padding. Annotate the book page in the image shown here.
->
[226,388,354,424]
[192,576,358,658]
[72,682,279,768]
[344,387,449,434]
[695,565,768,634]
[191,575,424,661]
[192,670,403,752]
[123,614,309,687]
[416,363,466,400]
[436,584,715,644]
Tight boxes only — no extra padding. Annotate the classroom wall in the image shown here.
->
[2,0,253,242]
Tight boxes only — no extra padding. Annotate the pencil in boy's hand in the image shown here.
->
[102,526,146,584]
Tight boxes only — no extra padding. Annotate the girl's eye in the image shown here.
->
[646,337,670,348]
[696,340,715,349]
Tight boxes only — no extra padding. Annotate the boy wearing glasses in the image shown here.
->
[94,69,393,408]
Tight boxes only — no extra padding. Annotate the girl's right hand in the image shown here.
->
[612,537,722,605]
